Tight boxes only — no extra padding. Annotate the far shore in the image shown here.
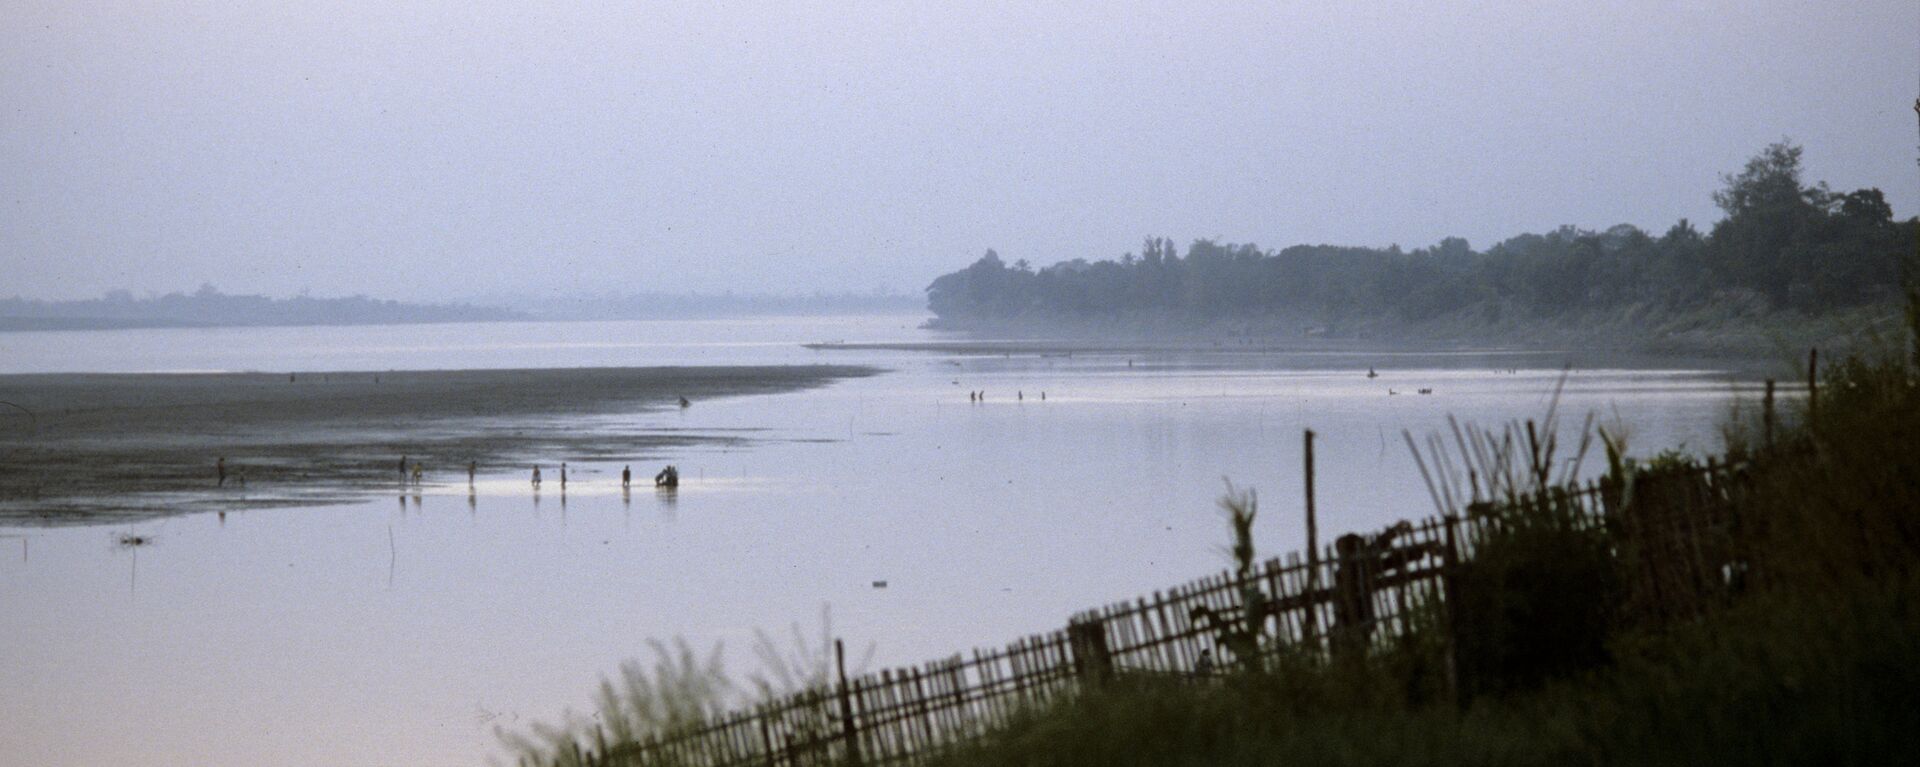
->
[905,301,1902,361]
[803,339,1792,378]
[0,365,879,524]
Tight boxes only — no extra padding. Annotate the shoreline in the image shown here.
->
[802,339,1794,378]
[909,301,1904,360]
[0,364,880,525]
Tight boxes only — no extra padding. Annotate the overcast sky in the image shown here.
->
[3,1,1917,301]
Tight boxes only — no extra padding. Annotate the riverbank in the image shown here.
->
[0,365,879,524]
[929,324,1920,767]
[515,312,1920,767]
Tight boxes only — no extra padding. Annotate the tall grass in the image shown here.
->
[1730,345,1920,590]
[1190,481,1268,674]
[510,299,1920,766]
[495,637,733,767]
[497,606,871,767]
[931,313,1919,766]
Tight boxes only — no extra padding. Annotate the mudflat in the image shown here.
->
[0,365,878,523]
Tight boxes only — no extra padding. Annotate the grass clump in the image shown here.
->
[497,606,870,767]
[1450,507,1620,700]
[930,571,1920,767]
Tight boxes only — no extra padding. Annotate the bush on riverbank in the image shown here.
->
[929,573,1920,767]
[930,321,1920,766]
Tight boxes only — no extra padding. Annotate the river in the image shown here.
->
[0,315,1777,766]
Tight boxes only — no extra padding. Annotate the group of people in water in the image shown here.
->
[220,393,702,492]
[214,394,705,492]
[384,459,683,490]
[967,390,1045,402]
[522,461,680,490]
[389,456,481,486]
[201,455,686,493]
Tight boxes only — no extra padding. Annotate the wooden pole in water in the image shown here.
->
[1763,379,1776,450]
[1807,348,1819,426]
[1304,429,1321,651]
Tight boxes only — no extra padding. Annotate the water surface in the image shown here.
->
[0,316,1771,766]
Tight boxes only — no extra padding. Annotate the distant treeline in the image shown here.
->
[501,291,924,320]
[926,143,1916,328]
[0,285,523,331]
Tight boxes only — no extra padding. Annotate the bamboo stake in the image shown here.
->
[1763,379,1776,450]
[1304,429,1321,651]
[836,639,862,767]
[1808,348,1819,425]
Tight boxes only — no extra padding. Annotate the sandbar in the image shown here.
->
[0,365,878,524]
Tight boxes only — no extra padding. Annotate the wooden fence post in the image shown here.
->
[1303,429,1321,652]
[836,639,863,767]
[1807,348,1819,426]
[759,712,777,767]
[1330,533,1366,664]
[1440,513,1465,707]
[1763,379,1776,450]
[1066,618,1114,685]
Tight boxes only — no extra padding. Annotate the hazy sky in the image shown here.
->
[4,1,1917,301]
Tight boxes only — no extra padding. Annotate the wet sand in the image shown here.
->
[0,365,877,524]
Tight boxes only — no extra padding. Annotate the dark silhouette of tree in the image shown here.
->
[924,142,1914,328]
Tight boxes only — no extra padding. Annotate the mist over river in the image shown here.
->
[0,315,1776,766]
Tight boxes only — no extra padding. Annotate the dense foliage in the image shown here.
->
[926,143,1914,326]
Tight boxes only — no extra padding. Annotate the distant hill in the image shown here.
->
[0,285,524,331]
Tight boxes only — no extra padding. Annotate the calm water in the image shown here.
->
[0,316,1768,766]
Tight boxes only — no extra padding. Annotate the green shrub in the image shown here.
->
[1452,503,1621,699]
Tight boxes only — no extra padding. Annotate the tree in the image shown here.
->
[921,141,1909,326]
[1706,142,1827,307]
[1711,141,1821,216]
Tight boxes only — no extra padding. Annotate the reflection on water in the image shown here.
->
[0,317,1778,767]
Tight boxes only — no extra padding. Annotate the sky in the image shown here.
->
[3,0,1917,302]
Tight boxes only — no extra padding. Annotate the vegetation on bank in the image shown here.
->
[505,321,1920,766]
[925,142,1915,352]
[497,610,876,766]
[0,283,524,330]
[502,162,1920,762]
[926,321,1920,765]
